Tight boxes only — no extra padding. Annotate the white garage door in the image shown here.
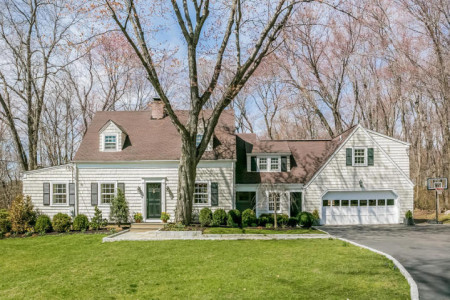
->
[321,191,399,225]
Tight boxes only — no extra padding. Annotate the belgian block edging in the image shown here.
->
[102,230,330,242]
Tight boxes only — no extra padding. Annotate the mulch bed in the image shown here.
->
[1,226,128,239]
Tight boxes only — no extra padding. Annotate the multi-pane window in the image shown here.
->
[104,135,117,150]
[101,183,115,204]
[353,148,366,166]
[258,157,281,171]
[196,134,203,147]
[271,157,279,170]
[268,192,281,212]
[194,182,209,204]
[259,158,268,171]
[52,184,67,204]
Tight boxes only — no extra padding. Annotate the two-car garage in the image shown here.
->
[321,190,399,225]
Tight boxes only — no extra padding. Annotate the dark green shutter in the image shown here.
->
[69,183,75,206]
[368,148,374,166]
[91,183,98,206]
[118,182,125,194]
[281,156,287,172]
[211,182,219,206]
[346,148,352,166]
[250,156,257,172]
[43,183,50,206]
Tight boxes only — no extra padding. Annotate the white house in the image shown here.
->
[22,100,413,225]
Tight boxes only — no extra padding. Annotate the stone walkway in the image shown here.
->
[102,229,330,242]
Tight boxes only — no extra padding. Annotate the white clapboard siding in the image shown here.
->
[22,164,75,218]
[368,131,410,176]
[255,189,290,217]
[77,164,234,221]
[304,127,413,223]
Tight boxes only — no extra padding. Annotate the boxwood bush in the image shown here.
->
[298,212,314,228]
[0,209,11,233]
[212,209,227,226]
[287,217,298,227]
[52,213,72,232]
[227,209,241,228]
[35,215,52,233]
[241,209,257,227]
[276,214,289,227]
[73,214,89,231]
[199,207,213,227]
[257,213,271,227]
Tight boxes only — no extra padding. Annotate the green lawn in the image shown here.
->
[0,235,409,299]
[203,227,324,234]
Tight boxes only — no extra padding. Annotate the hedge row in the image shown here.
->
[198,208,319,228]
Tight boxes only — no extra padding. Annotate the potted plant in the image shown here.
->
[404,210,414,226]
[133,213,143,223]
[161,212,170,223]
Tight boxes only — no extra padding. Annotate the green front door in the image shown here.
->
[146,183,161,218]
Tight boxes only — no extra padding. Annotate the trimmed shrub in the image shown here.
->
[110,188,129,227]
[312,209,320,225]
[258,213,273,227]
[298,212,314,228]
[73,214,89,231]
[35,215,52,233]
[227,209,241,228]
[0,209,11,233]
[276,214,289,227]
[405,210,413,219]
[287,217,298,227]
[212,208,227,226]
[52,213,71,232]
[91,206,107,230]
[199,208,213,227]
[9,194,36,233]
[241,209,257,227]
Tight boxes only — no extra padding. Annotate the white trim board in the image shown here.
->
[364,128,411,146]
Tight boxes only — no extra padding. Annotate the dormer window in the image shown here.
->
[195,134,212,151]
[258,156,281,172]
[104,135,117,151]
[250,155,289,172]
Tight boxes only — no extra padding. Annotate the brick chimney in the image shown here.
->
[150,97,166,119]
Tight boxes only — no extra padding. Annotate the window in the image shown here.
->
[194,182,209,205]
[378,199,386,206]
[271,157,279,170]
[360,200,367,206]
[268,192,281,212]
[104,135,117,150]
[387,199,395,206]
[369,199,377,206]
[353,148,367,166]
[257,156,281,172]
[332,200,340,206]
[196,134,202,147]
[341,200,349,206]
[351,200,358,206]
[52,184,67,205]
[322,200,330,207]
[259,158,268,171]
[100,183,115,204]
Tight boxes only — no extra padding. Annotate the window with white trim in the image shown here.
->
[100,183,115,204]
[194,182,209,205]
[52,183,67,205]
[104,135,117,151]
[258,156,281,172]
[353,148,367,166]
[268,192,281,212]
[195,134,212,151]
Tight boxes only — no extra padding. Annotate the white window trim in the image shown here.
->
[51,182,69,206]
[266,191,282,213]
[257,156,281,172]
[98,181,117,206]
[193,181,211,206]
[196,133,213,151]
[352,147,368,167]
[102,133,119,152]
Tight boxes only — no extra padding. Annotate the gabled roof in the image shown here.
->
[73,110,236,162]
[99,119,128,135]
[236,126,357,184]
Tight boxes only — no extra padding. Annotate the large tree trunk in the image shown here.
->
[176,137,197,224]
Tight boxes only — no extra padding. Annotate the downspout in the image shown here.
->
[232,161,236,209]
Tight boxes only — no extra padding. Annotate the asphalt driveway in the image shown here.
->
[322,224,450,300]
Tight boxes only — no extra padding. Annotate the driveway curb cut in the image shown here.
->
[336,236,419,300]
